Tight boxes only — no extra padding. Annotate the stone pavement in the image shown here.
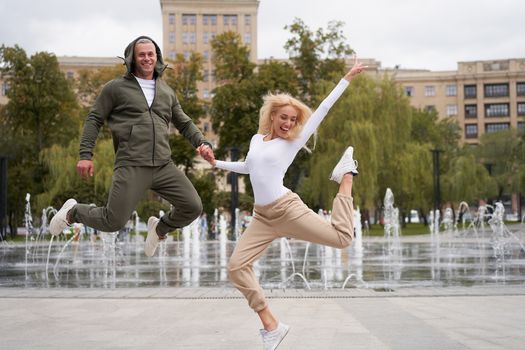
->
[1,286,524,350]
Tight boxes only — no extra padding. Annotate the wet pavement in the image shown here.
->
[0,286,524,349]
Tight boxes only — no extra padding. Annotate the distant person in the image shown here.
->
[201,56,366,349]
[50,36,214,257]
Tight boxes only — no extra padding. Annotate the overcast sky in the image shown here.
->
[1,0,523,71]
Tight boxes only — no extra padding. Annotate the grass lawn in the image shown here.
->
[365,223,429,237]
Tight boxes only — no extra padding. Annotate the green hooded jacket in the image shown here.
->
[79,35,210,169]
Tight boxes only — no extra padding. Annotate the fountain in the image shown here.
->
[1,193,524,290]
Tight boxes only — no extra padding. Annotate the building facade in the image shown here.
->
[160,0,259,101]
[392,58,525,144]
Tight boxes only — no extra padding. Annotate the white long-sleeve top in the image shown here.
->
[215,79,350,205]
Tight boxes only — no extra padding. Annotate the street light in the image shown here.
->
[229,147,239,238]
[0,156,8,241]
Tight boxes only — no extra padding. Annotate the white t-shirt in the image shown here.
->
[215,79,350,205]
[134,76,156,108]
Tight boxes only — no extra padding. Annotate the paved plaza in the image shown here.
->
[1,286,524,350]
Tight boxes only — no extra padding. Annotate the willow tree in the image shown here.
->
[441,152,498,205]
[37,138,115,211]
[475,129,523,199]
[299,74,440,224]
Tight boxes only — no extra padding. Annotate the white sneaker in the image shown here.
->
[329,146,358,184]
[49,199,77,236]
[260,322,290,350]
[144,216,161,257]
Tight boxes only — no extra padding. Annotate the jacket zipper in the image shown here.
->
[134,76,157,165]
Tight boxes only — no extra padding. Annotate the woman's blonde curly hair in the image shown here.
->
[257,92,312,140]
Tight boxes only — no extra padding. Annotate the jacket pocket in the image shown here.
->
[154,122,172,160]
[128,123,154,157]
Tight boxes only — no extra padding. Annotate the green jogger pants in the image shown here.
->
[70,161,202,234]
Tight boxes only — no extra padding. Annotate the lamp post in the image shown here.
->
[431,149,442,211]
[229,147,239,238]
[0,156,8,241]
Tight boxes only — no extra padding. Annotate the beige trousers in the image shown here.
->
[228,191,354,312]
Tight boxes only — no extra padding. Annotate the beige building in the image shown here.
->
[390,58,525,144]
[160,0,259,101]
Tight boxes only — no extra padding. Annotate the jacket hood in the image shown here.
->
[122,36,167,78]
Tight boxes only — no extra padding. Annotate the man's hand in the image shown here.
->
[197,144,216,166]
[76,160,94,179]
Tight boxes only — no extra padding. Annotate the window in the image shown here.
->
[203,50,209,60]
[424,105,435,113]
[245,14,251,25]
[485,103,509,117]
[484,83,509,97]
[203,32,209,44]
[465,104,477,118]
[66,71,74,79]
[203,122,210,133]
[203,14,217,25]
[465,124,478,139]
[189,32,196,44]
[446,104,458,117]
[518,122,525,132]
[169,31,175,43]
[224,15,238,25]
[464,85,477,99]
[1,81,9,96]
[424,86,435,97]
[446,84,457,96]
[182,14,196,25]
[244,33,251,44]
[518,102,525,116]
[404,86,414,97]
[169,51,176,60]
[485,123,510,133]
[517,82,525,96]
[184,51,190,60]
[203,70,209,82]
[168,13,175,25]
[182,32,189,44]
[203,89,210,99]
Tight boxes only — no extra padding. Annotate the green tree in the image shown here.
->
[475,129,523,198]
[212,31,255,83]
[75,64,126,107]
[210,32,298,157]
[36,137,115,212]
[165,52,206,172]
[284,18,353,101]
[0,45,81,153]
[442,151,498,205]
[0,45,80,231]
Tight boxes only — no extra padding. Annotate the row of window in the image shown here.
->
[464,102,525,118]
[168,31,251,45]
[168,13,252,26]
[167,49,212,61]
[405,82,525,98]
[465,122,525,138]
[425,102,525,118]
